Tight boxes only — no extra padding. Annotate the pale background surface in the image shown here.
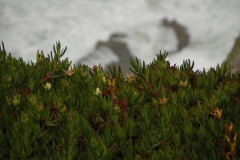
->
[0,0,239,72]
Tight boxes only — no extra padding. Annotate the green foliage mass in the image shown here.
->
[0,41,239,160]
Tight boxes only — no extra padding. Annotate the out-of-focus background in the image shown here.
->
[0,0,240,74]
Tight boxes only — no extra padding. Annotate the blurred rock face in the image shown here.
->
[95,33,134,74]
[223,35,240,73]
[77,33,134,75]
[77,18,190,75]
[161,18,190,53]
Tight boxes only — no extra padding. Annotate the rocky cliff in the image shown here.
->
[223,34,240,73]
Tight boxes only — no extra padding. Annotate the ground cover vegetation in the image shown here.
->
[0,41,239,159]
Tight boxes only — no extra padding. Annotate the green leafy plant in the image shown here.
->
[0,41,239,160]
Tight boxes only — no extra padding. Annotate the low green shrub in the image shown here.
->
[0,41,239,160]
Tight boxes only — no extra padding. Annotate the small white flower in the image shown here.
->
[44,83,51,90]
[95,87,101,96]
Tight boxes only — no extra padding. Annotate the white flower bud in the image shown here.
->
[95,87,101,96]
[44,83,51,90]
[102,77,106,83]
